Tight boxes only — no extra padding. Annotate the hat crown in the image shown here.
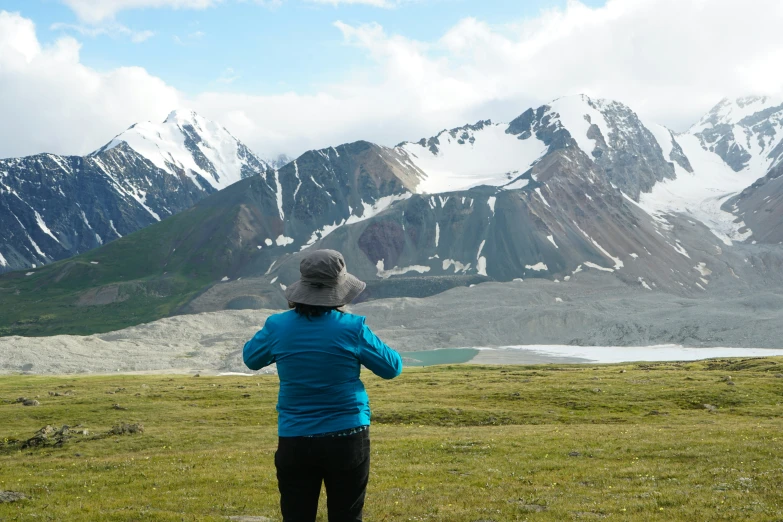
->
[300,250,346,284]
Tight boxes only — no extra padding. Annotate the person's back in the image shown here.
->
[243,249,402,522]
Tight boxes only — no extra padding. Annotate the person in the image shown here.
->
[243,249,403,522]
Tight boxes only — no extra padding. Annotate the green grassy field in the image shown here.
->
[1,358,782,521]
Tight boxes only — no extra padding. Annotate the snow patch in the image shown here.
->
[583,261,614,272]
[376,260,431,279]
[476,240,487,276]
[109,220,122,238]
[535,187,550,208]
[442,259,471,273]
[273,170,285,220]
[525,262,548,271]
[504,177,529,190]
[34,211,61,244]
[399,123,548,194]
[275,235,294,247]
[547,235,558,249]
[638,134,757,246]
[346,193,412,225]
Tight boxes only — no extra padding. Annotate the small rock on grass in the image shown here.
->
[23,399,39,407]
[112,404,127,410]
[568,451,581,457]
[0,491,26,503]
[109,423,144,435]
[703,404,718,413]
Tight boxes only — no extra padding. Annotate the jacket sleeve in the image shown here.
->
[357,319,403,379]
[243,320,276,371]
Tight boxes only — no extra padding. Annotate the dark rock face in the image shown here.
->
[506,105,573,150]
[0,148,188,271]
[580,99,676,198]
[295,146,701,296]
[358,220,406,267]
[723,161,783,243]
[274,141,412,249]
[667,133,694,173]
[698,123,753,172]
[694,96,783,172]
[506,98,678,199]
[0,112,272,274]
[0,147,218,272]
[0,144,270,274]
[411,121,492,154]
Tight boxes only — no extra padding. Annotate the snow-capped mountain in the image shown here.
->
[396,95,683,199]
[690,95,783,173]
[94,109,270,191]
[261,93,783,298]
[0,111,272,272]
[4,93,783,336]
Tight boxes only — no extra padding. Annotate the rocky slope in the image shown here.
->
[0,110,271,273]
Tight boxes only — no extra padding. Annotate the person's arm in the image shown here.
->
[243,321,276,371]
[357,319,403,379]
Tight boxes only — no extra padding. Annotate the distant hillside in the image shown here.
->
[3,94,783,336]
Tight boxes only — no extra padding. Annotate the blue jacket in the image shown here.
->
[243,310,403,437]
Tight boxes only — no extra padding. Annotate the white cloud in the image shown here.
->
[0,11,180,158]
[51,22,155,43]
[3,0,783,162]
[60,0,222,23]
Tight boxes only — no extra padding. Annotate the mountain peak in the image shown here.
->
[693,94,783,131]
[94,110,270,191]
[164,108,203,126]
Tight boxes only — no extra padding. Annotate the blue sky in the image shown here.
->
[1,0,781,160]
[6,0,605,97]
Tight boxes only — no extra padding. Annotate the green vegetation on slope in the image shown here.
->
[1,358,783,520]
[0,178,277,336]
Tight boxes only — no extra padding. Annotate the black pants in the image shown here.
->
[275,428,370,522]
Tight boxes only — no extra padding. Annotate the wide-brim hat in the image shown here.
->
[284,249,366,307]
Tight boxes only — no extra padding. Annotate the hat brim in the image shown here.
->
[284,272,366,306]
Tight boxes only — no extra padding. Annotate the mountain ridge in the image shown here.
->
[0,110,273,273]
[3,93,783,336]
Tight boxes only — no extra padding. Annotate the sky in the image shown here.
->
[2,0,783,161]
